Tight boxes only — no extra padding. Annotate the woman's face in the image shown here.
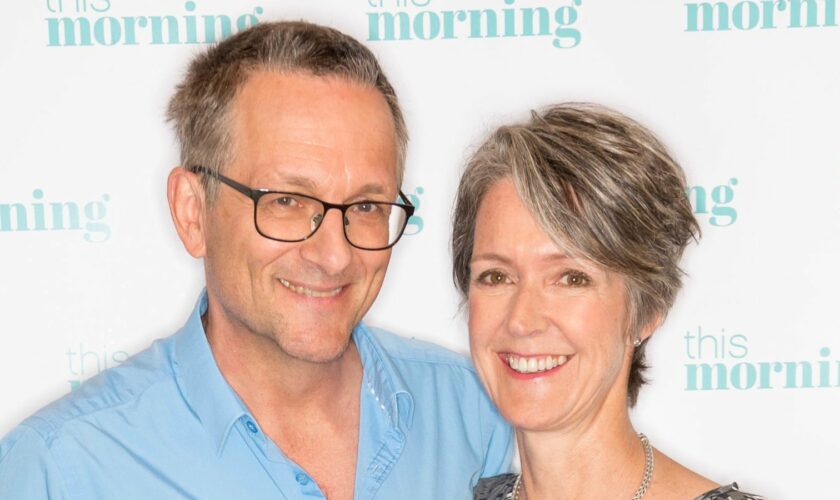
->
[469,178,636,432]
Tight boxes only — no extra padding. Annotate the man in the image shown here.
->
[0,21,511,499]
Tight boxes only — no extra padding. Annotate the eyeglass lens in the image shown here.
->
[255,193,408,249]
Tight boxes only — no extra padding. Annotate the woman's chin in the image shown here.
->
[496,396,570,432]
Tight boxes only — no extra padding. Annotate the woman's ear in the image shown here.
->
[638,313,663,343]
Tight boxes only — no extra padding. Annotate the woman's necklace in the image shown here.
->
[632,434,654,500]
[510,433,654,500]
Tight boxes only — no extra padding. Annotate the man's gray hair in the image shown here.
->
[167,21,408,200]
[452,102,700,407]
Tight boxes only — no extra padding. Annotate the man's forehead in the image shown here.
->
[230,72,395,145]
[225,70,398,190]
[231,72,396,152]
[254,170,393,197]
[233,70,391,121]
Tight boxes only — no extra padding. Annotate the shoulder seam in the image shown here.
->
[0,424,45,461]
[24,376,172,441]
[383,352,476,372]
[362,326,474,370]
[0,424,74,498]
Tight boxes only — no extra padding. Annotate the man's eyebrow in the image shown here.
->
[259,174,318,191]
[260,176,391,199]
[354,183,388,198]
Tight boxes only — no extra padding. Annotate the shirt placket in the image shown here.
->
[235,415,326,499]
[354,376,406,500]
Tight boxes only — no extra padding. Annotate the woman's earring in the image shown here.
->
[633,337,642,347]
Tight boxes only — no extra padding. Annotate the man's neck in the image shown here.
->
[202,308,363,500]
[202,310,363,420]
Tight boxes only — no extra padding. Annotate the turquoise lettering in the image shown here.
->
[685,363,728,390]
[185,2,199,43]
[789,0,819,27]
[784,361,814,388]
[413,11,441,40]
[152,15,180,44]
[502,0,517,37]
[441,10,467,39]
[202,14,232,43]
[686,2,731,31]
[732,1,761,29]
[236,6,263,32]
[731,362,757,389]
[50,202,81,230]
[0,203,28,231]
[46,17,93,46]
[83,194,111,243]
[94,16,121,46]
[367,12,412,41]
[553,2,581,48]
[521,7,551,36]
[469,9,499,38]
[121,16,142,45]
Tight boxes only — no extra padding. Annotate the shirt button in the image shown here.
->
[295,472,310,485]
[245,420,258,434]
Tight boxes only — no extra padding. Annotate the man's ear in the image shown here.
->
[167,167,207,258]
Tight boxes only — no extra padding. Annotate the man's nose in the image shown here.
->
[299,207,353,275]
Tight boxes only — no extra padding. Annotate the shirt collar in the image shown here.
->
[172,290,416,454]
[354,324,415,432]
[172,290,248,456]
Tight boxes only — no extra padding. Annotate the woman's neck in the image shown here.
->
[516,410,647,500]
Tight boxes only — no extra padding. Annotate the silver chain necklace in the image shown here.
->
[510,433,654,500]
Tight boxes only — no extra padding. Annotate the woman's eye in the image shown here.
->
[560,271,590,287]
[477,270,508,286]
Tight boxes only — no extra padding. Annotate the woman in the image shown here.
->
[452,103,764,500]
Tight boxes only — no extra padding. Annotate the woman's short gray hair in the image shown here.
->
[452,103,700,406]
[166,21,407,201]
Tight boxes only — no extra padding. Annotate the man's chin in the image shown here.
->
[278,336,354,365]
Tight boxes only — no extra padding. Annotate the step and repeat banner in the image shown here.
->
[1,1,838,498]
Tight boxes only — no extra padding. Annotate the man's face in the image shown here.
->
[201,71,398,363]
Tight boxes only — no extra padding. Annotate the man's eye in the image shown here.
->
[275,196,297,207]
[477,270,508,286]
[560,271,591,287]
[353,202,384,214]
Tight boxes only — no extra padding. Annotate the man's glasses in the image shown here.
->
[190,166,415,251]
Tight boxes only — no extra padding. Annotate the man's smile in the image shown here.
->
[278,277,345,298]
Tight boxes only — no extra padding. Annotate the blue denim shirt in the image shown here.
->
[0,292,512,499]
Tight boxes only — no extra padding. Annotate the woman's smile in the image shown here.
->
[499,352,571,378]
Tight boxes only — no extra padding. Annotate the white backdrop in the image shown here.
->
[2,1,839,498]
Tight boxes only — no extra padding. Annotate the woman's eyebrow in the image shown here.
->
[470,253,513,265]
[471,251,575,265]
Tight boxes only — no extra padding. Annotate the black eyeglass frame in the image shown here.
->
[189,166,415,251]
